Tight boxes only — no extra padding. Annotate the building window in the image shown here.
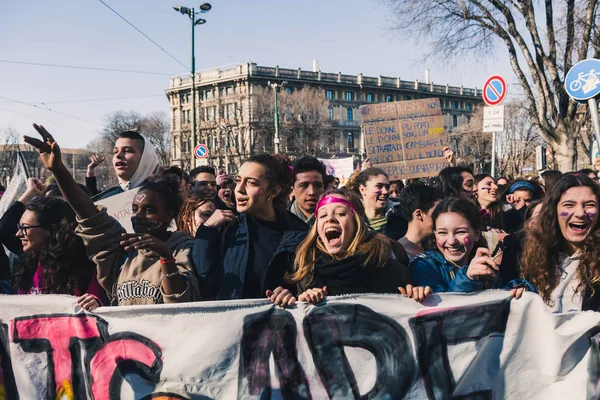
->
[328,107,334,120]
[451,101,458,109]
[441,100,446,108]
[345,91,354,101]
[205,90,213,100]
[225,103,236,119]
[326,90,334,100]
[366,93,373,102]
[206,107,214,121]
[452,115,458,127]
[386,95,393,102]
[403,96,411,101]
[346,107,353,121]
[285,87,293,94]
[226,86,233,96]
[347,132,355,149]
[465,102,472,111]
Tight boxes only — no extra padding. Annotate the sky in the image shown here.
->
[0,0,515,149]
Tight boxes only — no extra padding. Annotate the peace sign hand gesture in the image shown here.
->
[24,124,64,172]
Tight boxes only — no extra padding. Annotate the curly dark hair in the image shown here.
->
[521,174,600,305]
[14,196,95,295]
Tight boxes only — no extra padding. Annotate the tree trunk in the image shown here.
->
[554,130,577,172]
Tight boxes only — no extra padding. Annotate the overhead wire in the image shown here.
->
[0,96,104,127]
[0,107,100,135]
[96,0,190,72]
[0,60,177,76]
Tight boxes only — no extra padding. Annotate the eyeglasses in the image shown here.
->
[16,224,44,235]
[192,181,217,188]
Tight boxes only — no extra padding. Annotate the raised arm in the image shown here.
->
[24,124,98,219]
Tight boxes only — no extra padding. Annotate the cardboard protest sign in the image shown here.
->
[2,292,600,399]
[360,98,448,180]
[94,188,140,232]
[318,157,354,179]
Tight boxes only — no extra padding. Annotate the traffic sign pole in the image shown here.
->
[589,99,600,161]
[491,131,496,178]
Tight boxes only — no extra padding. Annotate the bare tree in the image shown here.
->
[280,86,334,154]
[384,0,600,171]
[250,85,334,155]
[140,111,171,166]
[497,102,544,177]
[0,127,20,185]
[101,110,142,142]
[449,107,493,174]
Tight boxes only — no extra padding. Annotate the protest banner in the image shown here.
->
[317,157,354,179]
[360,98,449,180]
[94,188,140,233]
[0,292,599,399]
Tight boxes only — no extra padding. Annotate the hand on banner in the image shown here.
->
[120,233,172,259]
[204,209,236,228]
[24,124,65,172]
[398,284,432,303]
[509,287,526,299]
[467,248,499,281]
[18,178,46,204]
[298,286,327,304]
[87,154,106,177]
[77,294,100,312]
[266,286,297,308]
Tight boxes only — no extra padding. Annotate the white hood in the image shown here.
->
[118,135,160,191]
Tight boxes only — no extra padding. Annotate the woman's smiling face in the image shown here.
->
[316,196,356,255]
[434,211,479,265]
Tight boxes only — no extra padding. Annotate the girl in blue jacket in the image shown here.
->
[410,197,504,293]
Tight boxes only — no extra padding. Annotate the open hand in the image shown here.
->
[120,233,172,259]
[24,124,64,171]
[87,154,106,171]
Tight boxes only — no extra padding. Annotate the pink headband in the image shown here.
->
[314,195,358,215]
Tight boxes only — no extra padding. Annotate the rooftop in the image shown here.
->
[168,63,482,99]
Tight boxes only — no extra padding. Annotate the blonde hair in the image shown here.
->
[287,188,392,286]
[176,197,213,237]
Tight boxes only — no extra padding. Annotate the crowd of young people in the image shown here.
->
[1,123,599,313]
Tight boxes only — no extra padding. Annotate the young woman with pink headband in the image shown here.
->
[267,188,431,306]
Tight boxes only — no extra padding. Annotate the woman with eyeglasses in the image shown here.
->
[0,178,104,300]
[25,124,199,308]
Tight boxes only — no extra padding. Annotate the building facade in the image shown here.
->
[165,62,483,172]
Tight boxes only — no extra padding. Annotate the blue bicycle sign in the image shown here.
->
[565,59,600,101]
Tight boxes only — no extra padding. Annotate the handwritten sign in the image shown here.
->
[360,98,448,180]
[318,157,354,179]
[94,188,140,232]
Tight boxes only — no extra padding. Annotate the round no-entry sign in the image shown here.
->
[194,144,208,159]
[483,75,507,106]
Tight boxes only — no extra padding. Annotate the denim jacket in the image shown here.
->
[409,250,499,293]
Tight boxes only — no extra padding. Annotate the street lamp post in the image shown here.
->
[173,3,211,169]
[267,81,285,154]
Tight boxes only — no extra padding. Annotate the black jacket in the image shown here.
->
[300,251,409,296]
[193,210,308,300]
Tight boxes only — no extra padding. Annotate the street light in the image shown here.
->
[267,81,286,154]
[173,3,211,169]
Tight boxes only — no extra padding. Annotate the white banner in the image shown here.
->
[0,154,27,216]
[0,292,599,399]
[318,157,354,179]
[94,188,140,233]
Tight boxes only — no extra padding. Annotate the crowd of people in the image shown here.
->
[0,123,599,314]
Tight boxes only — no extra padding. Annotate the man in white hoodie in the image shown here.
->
[92,131,160,200]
